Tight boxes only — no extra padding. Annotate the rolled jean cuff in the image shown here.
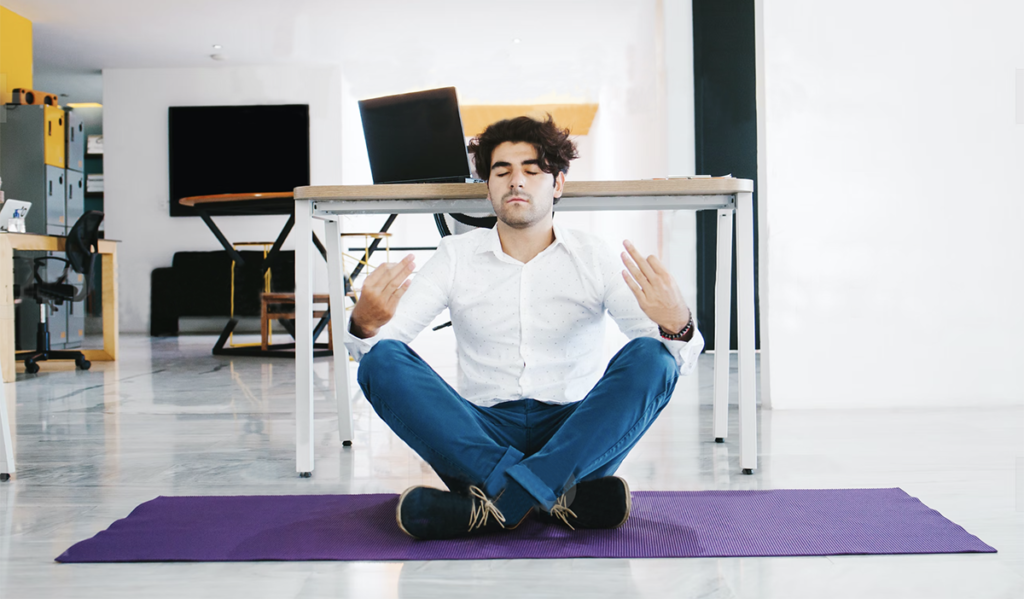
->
[506,463,560,512]
[483,446,524,498]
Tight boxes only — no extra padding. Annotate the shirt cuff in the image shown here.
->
[659,326,705,376]
[343,325,382,362]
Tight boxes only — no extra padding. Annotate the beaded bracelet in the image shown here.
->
[659,314,694,341]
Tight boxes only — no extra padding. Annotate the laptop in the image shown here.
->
[0,199,31,232]
[358,87,479,184]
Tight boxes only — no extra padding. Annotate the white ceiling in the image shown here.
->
[12,0,658,104]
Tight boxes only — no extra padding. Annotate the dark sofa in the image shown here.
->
[150,250,295,336]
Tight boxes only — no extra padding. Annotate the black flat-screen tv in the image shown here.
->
[167,104,310,217]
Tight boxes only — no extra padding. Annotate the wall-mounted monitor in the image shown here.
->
[167,104,310,217]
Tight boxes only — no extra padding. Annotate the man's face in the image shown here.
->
[486,142,565,230]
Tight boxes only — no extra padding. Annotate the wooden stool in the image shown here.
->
[260,293,333,351]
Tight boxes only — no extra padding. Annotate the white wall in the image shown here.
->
[550,0,671,257]
[335,1,677,271]
[101,4,689,338]
[662,0,699,314]
[763,0,1024,408]
[103,65,343,333]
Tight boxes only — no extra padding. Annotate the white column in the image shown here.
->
[753,0,771,409]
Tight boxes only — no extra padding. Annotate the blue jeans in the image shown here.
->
[357,337,679,522]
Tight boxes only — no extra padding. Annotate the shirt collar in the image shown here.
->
[474,221,577,261]
[475,226,504,257]
[551,222,578,255]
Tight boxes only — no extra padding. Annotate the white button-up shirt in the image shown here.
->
[345,223,704,407]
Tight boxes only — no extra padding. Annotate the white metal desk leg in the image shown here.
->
[323,217,354,446]
[735,191,758,474]
[713,209,733,443]
[0,382,13,481]
[295,199,315,477]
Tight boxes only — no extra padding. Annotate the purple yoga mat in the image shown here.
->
[56,488,994,562]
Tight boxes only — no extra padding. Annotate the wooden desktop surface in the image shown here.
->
[179,192,294,206]
[295,178,753,201]
[179,192,296,217]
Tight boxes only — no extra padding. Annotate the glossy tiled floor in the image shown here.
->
[1,334,1022,598]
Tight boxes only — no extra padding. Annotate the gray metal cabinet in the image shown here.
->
[64,111,86,349]
[51,308,69,349]
[46,166,67,235]
[67,305,85,346]
[65,169,84,231]
[66,271,86,348]
[41,252,71,350]
[1,104,86,352]
[0,105,58,235]
[66,111,85,172]
[14,252,43,351]
[13,255,71,351]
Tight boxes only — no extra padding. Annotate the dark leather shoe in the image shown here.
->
[539,476,631,530]
[396,485,508,540]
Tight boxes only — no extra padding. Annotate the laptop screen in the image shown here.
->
[359,87,472,184]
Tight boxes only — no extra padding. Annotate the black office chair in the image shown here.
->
[21,210,104,374]
[432,213,496,237]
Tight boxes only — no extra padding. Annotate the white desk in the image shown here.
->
[293,178,758,477]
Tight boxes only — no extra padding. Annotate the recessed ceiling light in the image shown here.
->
[513,38,521,44]
[213,44,222,50]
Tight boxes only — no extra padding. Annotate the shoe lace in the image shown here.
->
[549,493,578,530]
[467,486,506,531]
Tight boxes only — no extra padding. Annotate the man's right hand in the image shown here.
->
[348,254,416,339]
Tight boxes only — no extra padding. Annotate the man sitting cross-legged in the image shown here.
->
[347,116,704,540]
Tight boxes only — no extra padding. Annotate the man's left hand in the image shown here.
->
[620,240,691,335]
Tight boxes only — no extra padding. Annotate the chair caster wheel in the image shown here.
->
[299,472,312,478]
[25,362,39,374]
[342,440,352,447]
[76,358,91,370]
[742,468,754,475]
[715,437,724,443]
[0,473,9,482]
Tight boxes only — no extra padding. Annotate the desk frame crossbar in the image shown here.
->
[311,195,734,217]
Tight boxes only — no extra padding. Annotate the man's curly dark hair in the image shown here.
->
[468,115,579,186]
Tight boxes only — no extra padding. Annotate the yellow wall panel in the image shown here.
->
[0,7,33,105]
[460,104,599,137]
